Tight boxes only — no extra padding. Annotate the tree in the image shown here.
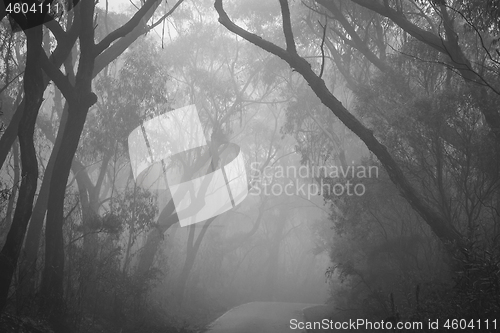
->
[218,0,499,321]
[134,0,286,279]
[344,0,500,142]
[214,0,464,255]
[0,0,185,327]
[0,16,45,314]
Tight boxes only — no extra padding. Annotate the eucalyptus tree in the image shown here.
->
[213,0,500,256]
[316,0,500,314]
[0,1,185,328]
[304,0,500,254]
[215,0,500,321]
[133,2,287,290]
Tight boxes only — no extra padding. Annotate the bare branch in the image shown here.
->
[215,0,293,63]
[147,0,185,31]
[318,17,327,78]
[279,0,297,54]
[316,0,392,73]
[94,0,161,57]
[214,0,465,250]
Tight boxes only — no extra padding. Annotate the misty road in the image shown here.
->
[204,302,320,333]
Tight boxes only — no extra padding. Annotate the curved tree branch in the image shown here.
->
[346,0,500,141]
[214,0,465,252]
[94,0,161,57]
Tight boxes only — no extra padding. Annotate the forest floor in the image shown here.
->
[0,313,54,333]
[0,312,197,333]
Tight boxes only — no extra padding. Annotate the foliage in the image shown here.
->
[392,244,500,332]
[2,0,499,330]
[300,0,500,325]
[85,36,169,162]
[458,0,500,33]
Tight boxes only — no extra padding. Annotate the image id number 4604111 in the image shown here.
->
[4,1,62,15]
[441,319,497,330]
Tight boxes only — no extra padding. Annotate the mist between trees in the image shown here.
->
[0,0,500,332]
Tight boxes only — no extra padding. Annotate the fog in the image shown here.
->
[1,1,499,332]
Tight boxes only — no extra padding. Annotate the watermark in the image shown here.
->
[128,105,248,227]
[250,162,378,199]
[2,0,72,32]
[290,318,498,331]
[290,318,423,330]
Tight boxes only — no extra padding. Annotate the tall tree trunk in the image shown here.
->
[0,24,44,314]
[39,1,97,327]
[18,3,166,313]
[0,0,162,170]
[39,109,84,328]
[215,0,465,254]
[3,140,20,236]
[135,148,226,276]
[0,23,78,170]
[18,93,68,303]
[175,219,214,306]
[135,201,179,276]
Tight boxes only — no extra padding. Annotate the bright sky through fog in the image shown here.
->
[96,0,133,13]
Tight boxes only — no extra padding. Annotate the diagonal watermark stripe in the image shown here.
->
[128,105,248,227]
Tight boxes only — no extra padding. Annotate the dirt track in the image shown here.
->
[203,302,323,333]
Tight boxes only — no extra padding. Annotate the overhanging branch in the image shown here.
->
[214,0,465,251]
[94,0,161,57]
